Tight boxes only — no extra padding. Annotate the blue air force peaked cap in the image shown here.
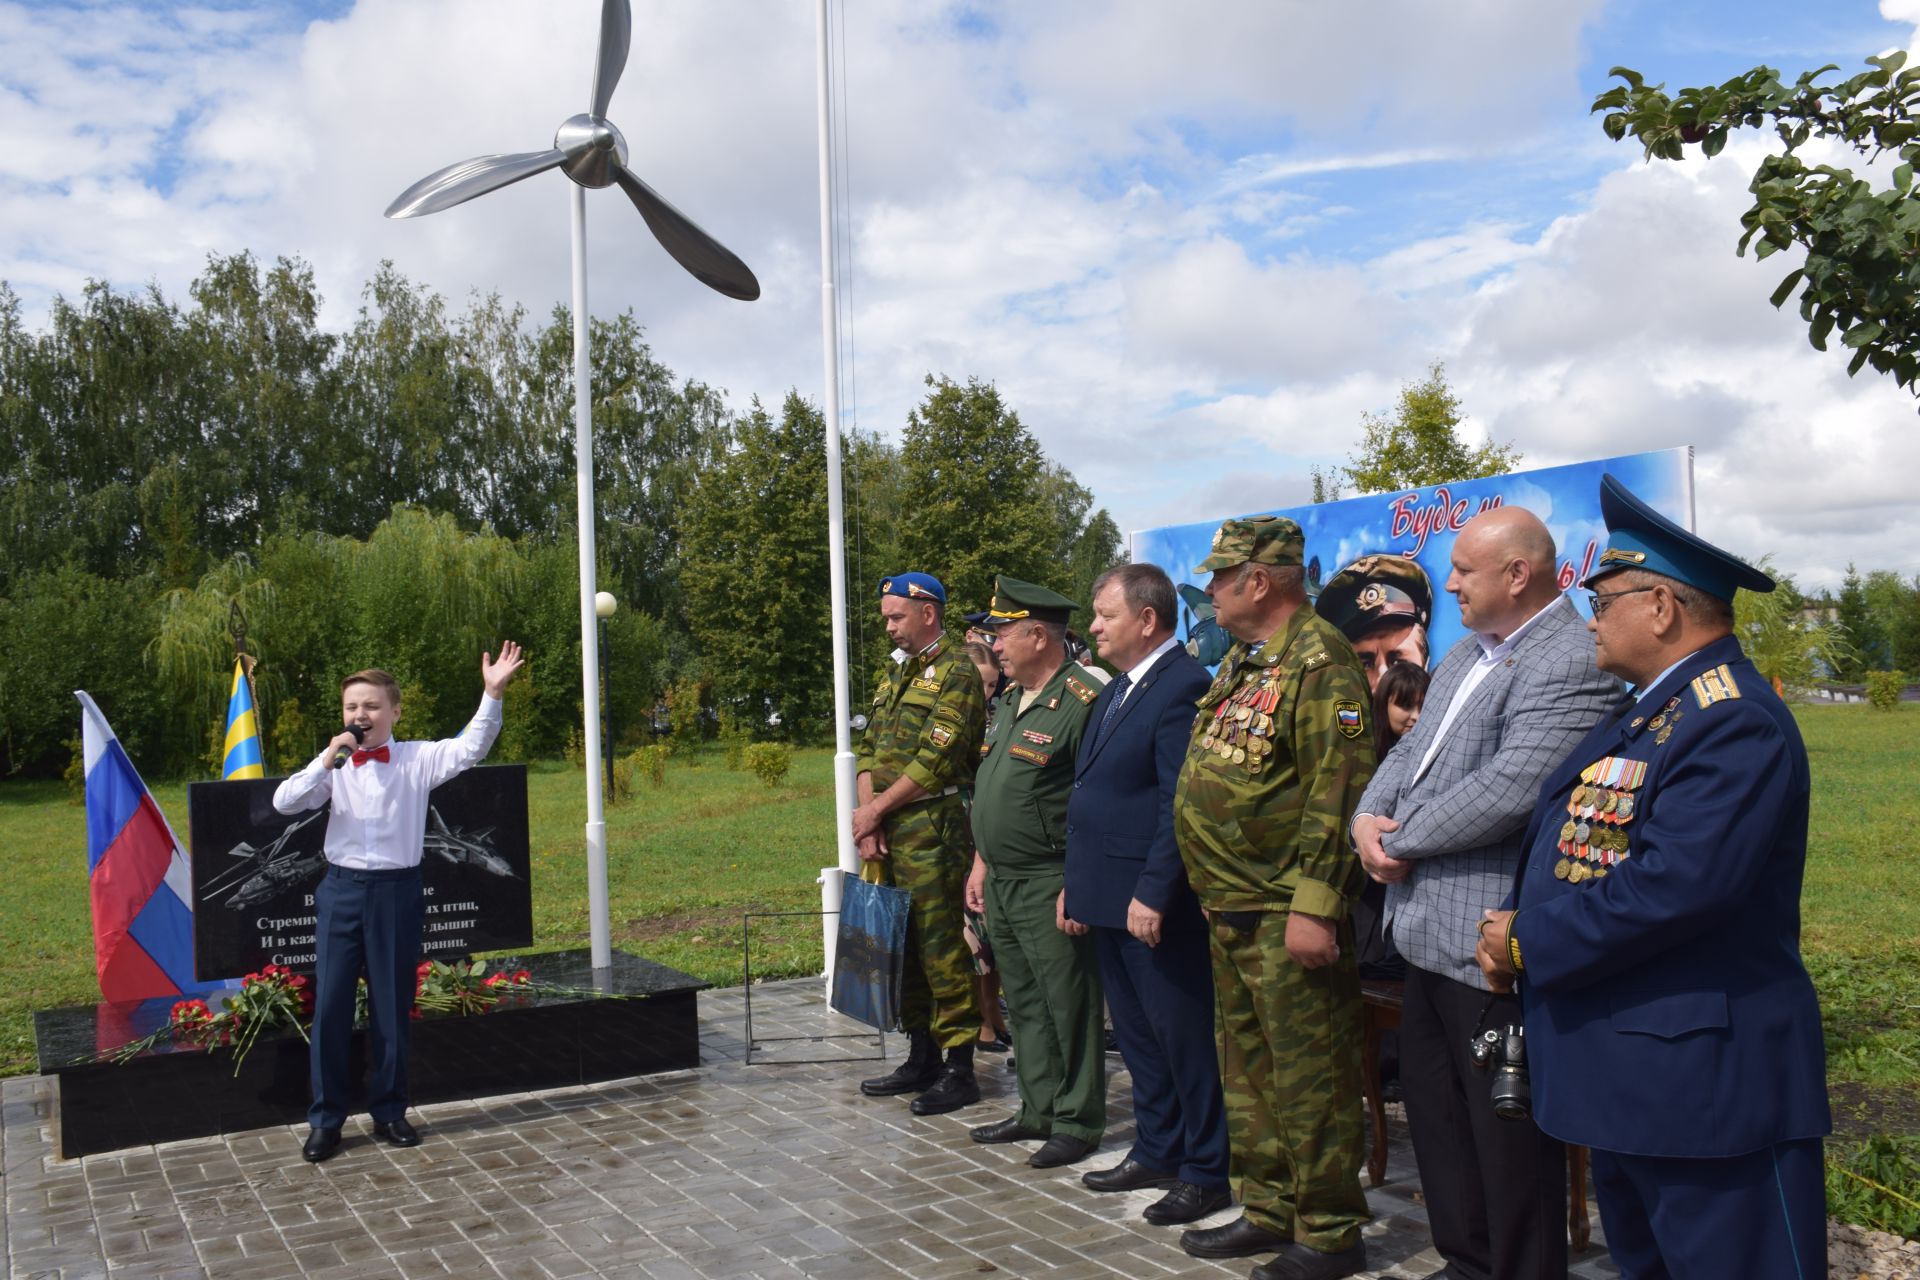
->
[1583,474,1774,602]
[878,572,947,605]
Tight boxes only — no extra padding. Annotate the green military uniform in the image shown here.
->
[1173,517,1378,1256]
[857,631,987,1048]
[972,579,1106,1143]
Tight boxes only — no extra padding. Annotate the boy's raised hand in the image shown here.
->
[482,640,526,698]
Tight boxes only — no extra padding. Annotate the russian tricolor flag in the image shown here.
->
[77,691,206,1000]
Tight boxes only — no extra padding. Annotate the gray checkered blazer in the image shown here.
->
[1360,595,1626,988]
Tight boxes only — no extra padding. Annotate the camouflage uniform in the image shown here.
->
[1173,518,1378,1254]
[857,634,987,1048]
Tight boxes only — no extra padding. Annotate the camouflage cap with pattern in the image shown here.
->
[1194,515,1306,574]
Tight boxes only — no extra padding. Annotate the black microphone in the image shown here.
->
[327,723,368,770]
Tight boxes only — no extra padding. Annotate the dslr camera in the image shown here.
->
[1469,1024,1531,1120]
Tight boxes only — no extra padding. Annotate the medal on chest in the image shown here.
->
[1554,755,1647,883]
[1198,670,1279,772]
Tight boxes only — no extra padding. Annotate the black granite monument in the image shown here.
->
[186,765,534,979]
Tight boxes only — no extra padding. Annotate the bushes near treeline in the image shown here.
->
[0,253,1122,778]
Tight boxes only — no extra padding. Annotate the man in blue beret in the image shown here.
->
[1477,474,1830,1280]
[854,572,990,1113]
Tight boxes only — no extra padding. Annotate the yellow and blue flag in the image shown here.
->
[222,659,264,780]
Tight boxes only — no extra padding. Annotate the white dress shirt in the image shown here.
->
[1411,596,1563,784]
[272,695,503,870]
[1114,635,1180,707]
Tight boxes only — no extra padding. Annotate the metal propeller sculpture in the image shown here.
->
[384,0,758,971]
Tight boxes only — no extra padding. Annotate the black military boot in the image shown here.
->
[910,1043,980,1115]
[860,1030,941,1097]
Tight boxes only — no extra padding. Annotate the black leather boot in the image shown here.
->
[860,1030,941,1096]
[910,1043,980,1115]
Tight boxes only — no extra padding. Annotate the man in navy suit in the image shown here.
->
[1479,475,1830,1280]
[1065,564,1232,1227]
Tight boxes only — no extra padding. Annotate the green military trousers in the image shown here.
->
[986,871,1105,1142]
[1208,910,1369,1252]
[880,794,981,1048]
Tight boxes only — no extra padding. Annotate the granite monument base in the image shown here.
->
[33,949,705,1159]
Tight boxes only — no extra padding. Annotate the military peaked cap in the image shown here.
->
[980,576,1078,627]
[1583,474,1774,602]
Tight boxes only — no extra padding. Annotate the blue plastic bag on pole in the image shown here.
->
[830,866,910,1031]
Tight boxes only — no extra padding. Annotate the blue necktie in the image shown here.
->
[1095,674,1131,744]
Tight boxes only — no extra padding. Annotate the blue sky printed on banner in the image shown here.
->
[1130,448,1692,665]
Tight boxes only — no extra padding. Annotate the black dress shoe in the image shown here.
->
[1081,1157,1179,1193]
[372,1117,420,1147]
[1249,1239,1368,1280]
[1143,1180,1233,1225]
[969,1116,1047,1144]
[1028,1134,1098,1169]
[909,1062,981,1115]
[301,1127,341,1163]
[1179,1215,1290,1259]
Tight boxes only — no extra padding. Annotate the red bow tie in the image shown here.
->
[351,745,391,767]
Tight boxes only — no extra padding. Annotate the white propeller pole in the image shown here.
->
[572,182,614,972]
[383,0,759,980]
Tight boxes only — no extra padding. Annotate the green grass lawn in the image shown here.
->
[4,709,1918,1113]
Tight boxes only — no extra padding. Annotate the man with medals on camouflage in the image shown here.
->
[853,573,990,1114]
[1478,476,1830,1280]
[963,576,1108,1168]
[1173,516,1377,1280]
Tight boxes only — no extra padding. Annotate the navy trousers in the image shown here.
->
[1590,1137,1827,1280]
[1095,918,1230,1188]
[309,864,424,1130]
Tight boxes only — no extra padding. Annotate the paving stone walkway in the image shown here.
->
[2,978,1620,1279]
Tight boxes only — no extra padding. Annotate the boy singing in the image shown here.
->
[273,643,525,1162]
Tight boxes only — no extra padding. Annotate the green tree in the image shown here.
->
[0,566,172,776]
[1834,564,1878,678]
[1864,569,1915,672]
[1595,53,1920,401]
[1894,573,1920,675]
[897,374,1057,614]
[1314,362,1519,499]
[1736,557,1846,692]
[680,394,833,739]
[843,428,908,685]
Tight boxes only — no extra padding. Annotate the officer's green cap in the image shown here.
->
[1194,515,1305,574]
[980,576,1079,627]
[1317,553,1434,640]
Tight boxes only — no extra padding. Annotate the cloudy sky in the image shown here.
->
[5,0,1919,590]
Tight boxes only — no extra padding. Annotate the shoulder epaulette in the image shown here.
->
[1690,664,1742,709]
[1303,650,1330,670]
[1064,674,1098,705]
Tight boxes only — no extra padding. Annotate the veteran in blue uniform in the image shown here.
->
[1478,475,1829,1280]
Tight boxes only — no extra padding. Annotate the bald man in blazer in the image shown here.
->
[1354,510,1624,1280]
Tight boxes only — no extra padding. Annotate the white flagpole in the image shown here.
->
[816,0,859,994]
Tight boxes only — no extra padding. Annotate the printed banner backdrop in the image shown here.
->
[186,764,533,980]
[1130,448,1694,671]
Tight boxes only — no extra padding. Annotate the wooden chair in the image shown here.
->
[1358,977,1591,1251]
